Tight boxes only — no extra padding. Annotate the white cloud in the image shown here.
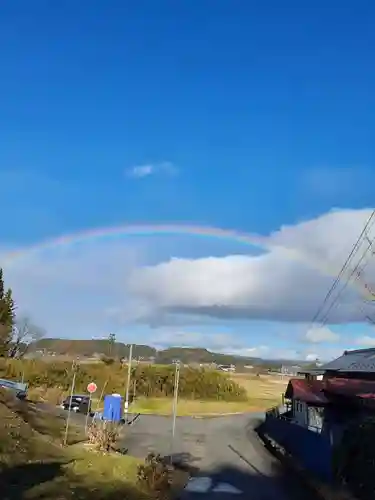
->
[127,209,375,324]
[128,164,154,178]
[355,335,375,347]
[2,208,375,355]
[1,240,144,338]
[305,353,317,361]
[126,161,178,178]
[305,326,340,343]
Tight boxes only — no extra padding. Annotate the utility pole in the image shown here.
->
[64,361,78,446]
[124,344,133,423]
[170,359,180,463]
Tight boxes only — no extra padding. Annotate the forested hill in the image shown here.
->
[27,338,303,368]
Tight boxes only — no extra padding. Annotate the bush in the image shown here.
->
[101,355,116,366]
[87,421,120,452]
[0,359,247,402]
[137,452,171,497]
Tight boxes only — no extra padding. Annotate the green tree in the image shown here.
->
[0,268,16,356]
[108,332,116,357]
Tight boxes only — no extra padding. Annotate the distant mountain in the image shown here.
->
[27,338,303,368]
[29,338,156,359]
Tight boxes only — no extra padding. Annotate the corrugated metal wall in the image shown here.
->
[263,415,333,482]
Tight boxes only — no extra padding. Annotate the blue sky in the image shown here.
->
[1,1,375,360]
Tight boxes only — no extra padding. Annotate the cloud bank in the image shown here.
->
[2,208,375,358]
[127,209,375,324]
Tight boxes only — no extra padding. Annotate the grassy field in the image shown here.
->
[230,372,288,408]
[0,389,186,499]
[130,397,251,415]
[128,373,288,415]
[27,371,289,416]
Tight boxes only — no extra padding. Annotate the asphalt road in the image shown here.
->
[38,404,318,500]
[121,413,318,500]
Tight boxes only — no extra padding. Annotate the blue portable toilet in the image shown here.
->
[103,394,123,422]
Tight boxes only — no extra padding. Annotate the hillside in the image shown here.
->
[29,338,157,360]
[0,388,151,499]
[27,338,270,366]
[27,338,305,368]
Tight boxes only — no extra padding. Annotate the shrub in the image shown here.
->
[101,355,116,366]
[87,421,120,452]
[0,359,247,402]
[137,452,171,497]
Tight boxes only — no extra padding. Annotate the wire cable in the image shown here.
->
[310,210,375,326]
[318,229,375,325]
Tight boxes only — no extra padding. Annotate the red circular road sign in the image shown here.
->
[87,382,97,394]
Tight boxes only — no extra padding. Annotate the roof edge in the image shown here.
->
[342,347,375,355]
[297,368,325,375]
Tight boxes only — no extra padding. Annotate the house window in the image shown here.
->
[308,406,323,430]
[293,400,309,427]
[295,401,304,412]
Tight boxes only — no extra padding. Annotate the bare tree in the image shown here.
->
[8,316,45,358]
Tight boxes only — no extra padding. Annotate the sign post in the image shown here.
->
[64,361,78,446]
[170,360,180,463]
[85,382,97,434]
[124,344,133,423]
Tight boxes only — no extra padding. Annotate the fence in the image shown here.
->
[263,413,333,482]
[0,378,28,397]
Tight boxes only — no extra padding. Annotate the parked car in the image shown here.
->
[16,390,27,400]
[60,395,91,414]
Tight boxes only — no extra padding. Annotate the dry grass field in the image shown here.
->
[230,372,289,409]
[130,397,251,416]
[129,372,289,415]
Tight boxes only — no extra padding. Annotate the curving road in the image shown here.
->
[121,413,318,500]
[39,404,318,500]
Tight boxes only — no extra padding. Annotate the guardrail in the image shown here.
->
[0,378,28,398]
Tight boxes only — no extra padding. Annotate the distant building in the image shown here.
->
[281,364,301,377]
[218,364,236,372]
[199,362,217,369]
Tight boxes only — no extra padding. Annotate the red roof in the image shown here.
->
[285,379,328,404]
[324,377,375,400]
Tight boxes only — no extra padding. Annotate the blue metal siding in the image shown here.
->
[263,415,333,481]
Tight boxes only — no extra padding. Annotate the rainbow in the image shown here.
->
[2,223,270,264]
[1,222,370,302]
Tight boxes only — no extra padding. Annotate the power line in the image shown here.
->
[310,210,375,326]
[318,230,375,325]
